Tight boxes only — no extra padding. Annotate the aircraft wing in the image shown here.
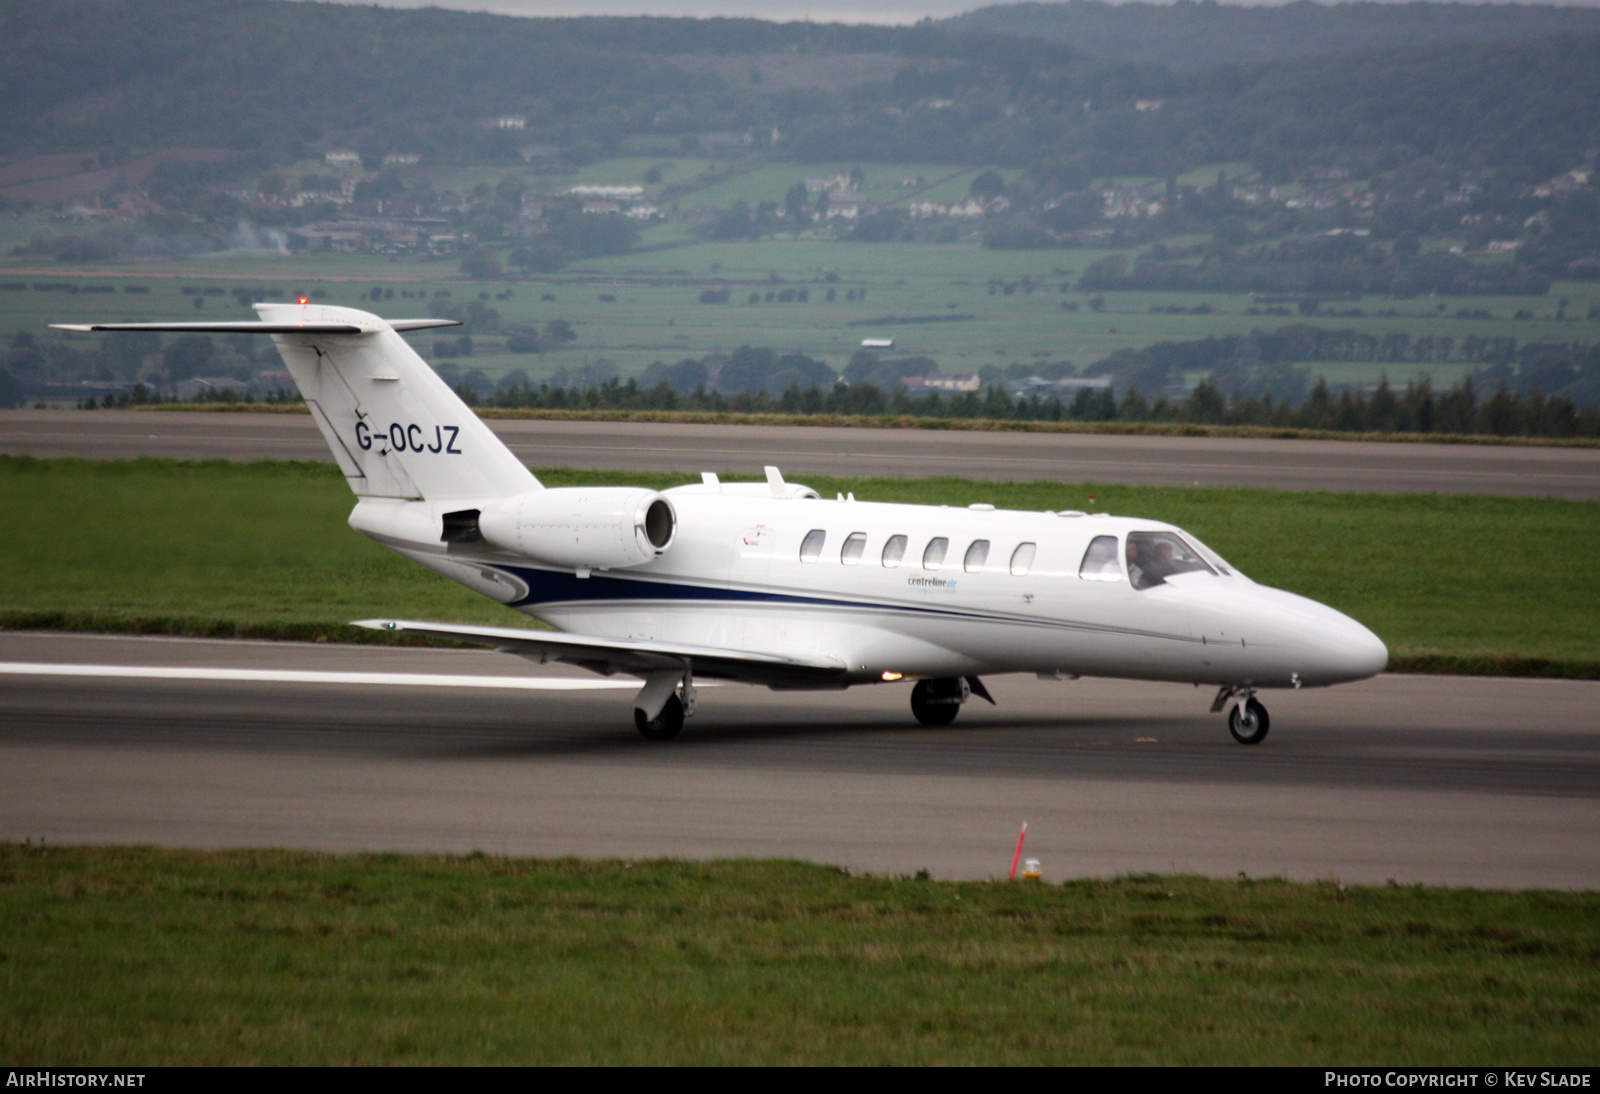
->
[49,319,460,334]
[352,619,849,686]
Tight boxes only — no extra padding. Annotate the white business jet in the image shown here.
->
[57,302,1387,743]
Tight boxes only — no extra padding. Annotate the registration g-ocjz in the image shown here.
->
[356,421,461,454]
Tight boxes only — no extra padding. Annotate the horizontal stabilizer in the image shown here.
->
[352,618,847,685]
[390,319,464,332]
[50,319,459,335]
[53,302,530,502]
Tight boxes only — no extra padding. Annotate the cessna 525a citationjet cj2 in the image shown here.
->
[56,303,1387,743]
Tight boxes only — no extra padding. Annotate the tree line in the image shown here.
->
[459,371,1599,441]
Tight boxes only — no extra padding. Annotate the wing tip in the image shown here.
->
[351,619,400,632]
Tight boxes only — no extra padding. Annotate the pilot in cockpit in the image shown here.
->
[1126,538,1149,590]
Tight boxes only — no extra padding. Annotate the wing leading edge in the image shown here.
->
[49,319,460,334]
[352,619,849,687]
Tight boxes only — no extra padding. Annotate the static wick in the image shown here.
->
[1009,821,1028,881]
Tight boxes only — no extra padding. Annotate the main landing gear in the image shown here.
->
[633,666,696,741]
[909,676,994,727]
[1211,685,1270,745]
[634,693,685,741]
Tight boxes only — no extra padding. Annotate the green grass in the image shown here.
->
[1,455,1596,674]
[1,845,1596,1064]
[0,456,527,640]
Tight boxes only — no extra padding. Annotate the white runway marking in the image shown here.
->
[0,662,640,690]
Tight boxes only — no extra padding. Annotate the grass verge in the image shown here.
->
[2,845,1597,1065]
[2,455,1597,676]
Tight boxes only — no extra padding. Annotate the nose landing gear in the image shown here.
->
[1211,685,1270,745]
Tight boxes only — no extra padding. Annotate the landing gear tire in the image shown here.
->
[1228,697,1270,745]
[635,694,685,741]
[910,680,960,727]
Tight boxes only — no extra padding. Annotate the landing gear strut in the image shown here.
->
[1211,685,1270,745]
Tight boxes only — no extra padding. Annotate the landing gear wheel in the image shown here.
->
[1228,697,1270,745]
[910,680,960,727]
[635,694,685,741]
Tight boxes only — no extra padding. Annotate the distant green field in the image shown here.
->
[7,156,1599,393]
[2,456,1596,675]
[3,846,1597,1065]
[16,253,1598,395]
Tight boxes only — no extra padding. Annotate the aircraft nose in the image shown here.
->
[1317,613,1389,683]
[1233,585,1389,686]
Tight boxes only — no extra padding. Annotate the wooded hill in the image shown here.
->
[4,0,1600,186]
[947,1,1600,70]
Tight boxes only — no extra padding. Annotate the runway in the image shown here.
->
[4,409,1597,497]
[4,632,1597,889]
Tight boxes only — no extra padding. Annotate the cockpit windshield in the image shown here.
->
[1125,531,1217,590]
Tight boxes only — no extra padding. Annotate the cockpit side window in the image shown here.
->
[1125,530,1217,590]
[1079,535,1122,582]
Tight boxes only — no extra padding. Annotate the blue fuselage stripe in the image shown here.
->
[499,565,1195,644]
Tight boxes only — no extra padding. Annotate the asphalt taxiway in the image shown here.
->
[4,632,1596,888]
[3,409,1597,497]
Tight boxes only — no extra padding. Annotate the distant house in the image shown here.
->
[805,172,855,195]
[484,115,525,129]
[382,152,421,166]
[860,338,895,349]
[324,150,361,168]
[905,372,980,394]
[569,185,644,200]
[581,201,621,215]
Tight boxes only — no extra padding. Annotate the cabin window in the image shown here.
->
[841,532,867,565]
[923,537,949,570]
[799,529,826,563]
[964,540,990,573]
[1126,531,1217,590]
[1010,542,1036,576]
[881,535,908,568]
[1079,535,1123,582]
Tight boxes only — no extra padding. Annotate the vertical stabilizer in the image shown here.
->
[256,303,540,501]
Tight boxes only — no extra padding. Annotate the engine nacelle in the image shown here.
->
[477,487,675,570]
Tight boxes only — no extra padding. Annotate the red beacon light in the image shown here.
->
[297,295,309,306]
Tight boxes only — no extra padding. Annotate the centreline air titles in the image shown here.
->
[55,303,1388,741]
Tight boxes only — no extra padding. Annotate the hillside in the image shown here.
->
[945,0,1600,70]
